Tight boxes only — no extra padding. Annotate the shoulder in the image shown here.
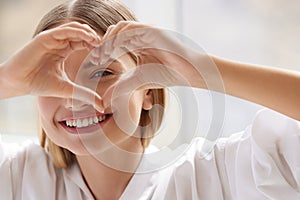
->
[0,140,49,164]
[2,141,50,165]
[0,140,63,187]
[222,109,300,198]
[0,141,62,198]
[221,108,300,171]
[3,141,58,181]
[250,109,300,150]
[223,108,300,149]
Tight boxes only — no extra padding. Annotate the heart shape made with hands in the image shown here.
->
[68,25,226,173]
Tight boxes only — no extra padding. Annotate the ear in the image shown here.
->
[142,89,153,110]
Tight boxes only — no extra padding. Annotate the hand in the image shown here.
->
[87,21,223,106]
[0,22,103,111]
[75,22,226,139]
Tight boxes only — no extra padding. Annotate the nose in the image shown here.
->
[64,98,90,111]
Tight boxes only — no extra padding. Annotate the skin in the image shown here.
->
[0,21,300,199]
[37,43,153,199]
[37,49,148,155]
[0,22,153,199]
[101,21,300,121]
[0,22,103,110]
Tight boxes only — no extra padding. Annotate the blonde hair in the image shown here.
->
[35,0,165,168]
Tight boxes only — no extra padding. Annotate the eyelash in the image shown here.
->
[90,70,113,79]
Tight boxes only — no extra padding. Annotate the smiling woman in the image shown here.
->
[0,0,300,200]
[31,1,165,170]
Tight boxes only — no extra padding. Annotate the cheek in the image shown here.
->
[129,93,144,123]
[117,92,144,123]
[37,97,61,141]
[110,91,144,136]
[95,80,114,96]
[37,97,58,122]
[38,97,89,154]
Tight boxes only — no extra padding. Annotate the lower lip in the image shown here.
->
[60,115,112,134]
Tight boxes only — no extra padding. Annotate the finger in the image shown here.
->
[58,80,104,112]
[102,23,125,42]
[53,27,100,44]
[97,22,144,65]
[88,41,114,66]
[103,24,117,39]
[90,40,136,68]
[102,25,153,60]
[72,84,104,113]
[103,21,144,41]
[105,22,185,58]
[59,21,100,39]
[37,25,100,52]
[69,41,94,51]
[102,64,169,109]
[45,41,94,60]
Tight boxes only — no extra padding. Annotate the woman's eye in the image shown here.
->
[90,70,113,79]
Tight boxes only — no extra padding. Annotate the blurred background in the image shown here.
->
[0,0,299,145]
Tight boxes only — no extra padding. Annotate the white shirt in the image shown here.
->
[1,109,300,200]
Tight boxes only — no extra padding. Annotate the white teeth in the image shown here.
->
[99,115,106,122]
[93,116,98,124]
[76,119,82,128]
[82,119,89,127]
[65,115,108,128]
[89,117,94,125]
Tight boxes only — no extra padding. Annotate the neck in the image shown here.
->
[76,139,144,200]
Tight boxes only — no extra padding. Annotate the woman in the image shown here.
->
[0,0,299,199]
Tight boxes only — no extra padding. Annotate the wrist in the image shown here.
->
[189,53,225,93]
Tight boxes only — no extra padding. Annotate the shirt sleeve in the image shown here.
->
[224,109,300,200]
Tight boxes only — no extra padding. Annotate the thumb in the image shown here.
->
[102,65,166,109]
[60,80,104,112]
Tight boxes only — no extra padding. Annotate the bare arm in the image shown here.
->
[0,62,28,99]
[0,22,103,111]
[92,21,300,120]
[211,56,300,120]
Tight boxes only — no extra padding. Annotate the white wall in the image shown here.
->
[0,0,64,141]
[119,0,299,146]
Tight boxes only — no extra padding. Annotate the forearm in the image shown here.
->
[0,63,26,99]
[211,56,300,120]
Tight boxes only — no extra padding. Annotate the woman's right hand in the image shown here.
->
[0,22,103,110]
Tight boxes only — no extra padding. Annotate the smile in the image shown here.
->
[59,113,113,133]
[65,115,107,128]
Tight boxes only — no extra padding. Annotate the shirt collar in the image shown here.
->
[65,160,95,199]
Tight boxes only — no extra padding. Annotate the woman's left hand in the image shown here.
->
[88,21,223,106]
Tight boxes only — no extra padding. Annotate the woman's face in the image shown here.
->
[37,43,151,155]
